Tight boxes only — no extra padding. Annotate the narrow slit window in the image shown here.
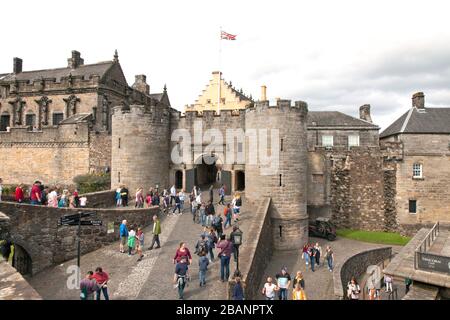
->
[118,171,121,183]
[279,174,282,187]
[118,138,121,149]
[281,138,284,151]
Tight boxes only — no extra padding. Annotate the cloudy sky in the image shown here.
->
[1,0,450,130]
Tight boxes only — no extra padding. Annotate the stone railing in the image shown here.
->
[81,189,116,208]
[333,246,392,299]
[227,197,272,300]
[0,201,159,275]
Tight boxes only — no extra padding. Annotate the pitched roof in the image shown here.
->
[149,93,164,101]
[59,113,91,125]
[0,61,114,83]
[380,107,450,138]
[307,111,379,129]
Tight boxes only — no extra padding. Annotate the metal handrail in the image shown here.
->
[414,222,439,269]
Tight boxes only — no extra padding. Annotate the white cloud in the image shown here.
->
[1,0,450,130]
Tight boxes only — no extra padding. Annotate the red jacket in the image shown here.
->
[92,271,109,285]
[15,187,24,202]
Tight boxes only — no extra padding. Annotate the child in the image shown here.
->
[198,250,209,287]
[128,226,136,256]
[136,227,145,261]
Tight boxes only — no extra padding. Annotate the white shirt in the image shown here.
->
[129,230,136,238]
[80,197,87,206]
[264,283,277,298]
[196,194,201,203]
[170,186,176,196]
[0,184,3,200]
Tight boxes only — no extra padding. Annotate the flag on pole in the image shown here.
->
[221,30,236,40]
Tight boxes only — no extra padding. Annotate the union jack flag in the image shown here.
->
[221,31,236,40]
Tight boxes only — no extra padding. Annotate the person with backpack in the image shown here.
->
[198,250,209,287]
[174,256,189,300]
[80,271,99,300]
[206,228,218,262]
[212,214,223,239]
[195,234,208,256]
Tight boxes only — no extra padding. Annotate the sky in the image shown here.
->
[1,0,450,130]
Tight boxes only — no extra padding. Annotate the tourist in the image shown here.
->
[195,234,208,256]
[206,228,218,262]
[198,250,209,287]
[405,277,412,294]
[30,181,42,205]
[145,189,153,207]
[212,214,224,239]
[135,187,144,208]
[119,220,128,253]
[0,178,3,202]
[314,242,322,267]
[262,277,278,300]
[325,246,334,271]
[229,225,241,262]
[148,215,161,250]
[58,194,67,207]
[308,244,316,272]
[163,193,170,215]
[136,227,145,261]
[223,203,232,229]
[79,195,88,208]
[115,186,122,207]
[216,234,233,282]
[121,186,129,207]
[170,185,176,206]
[302,243,310,266]
[192,185,198,197]
[174,256,189,300]
[80,271,99,300]
[275,267,291,300]
[73,189,80,207]
[179,190,185,212]
[205,200,215,227]
[68,194,76,208]
[173,242,192,265]
[92,267,109,300]
[232,277,245,300]
[347,277,361,300]
[231,192,242,222]
[384,274,393,293]
[172,192,181,215]
[191,196,198,222]
[127,225,136,256]
[209,184,214,203]
[368,273,376,300]
[218,184,225,205]
[292,282,307,300]
[152,191,160,206]
[293,271,305,290]
[47,188,58,207]
[15,184,24,203]
[200,202,206,226]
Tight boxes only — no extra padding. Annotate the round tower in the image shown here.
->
[111,104,170,195]
[245,99,308,250]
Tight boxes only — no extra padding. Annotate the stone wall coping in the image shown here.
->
[333,246,392,299]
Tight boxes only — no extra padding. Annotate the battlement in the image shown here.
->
[112,104,170,125]
[248,99,308,116]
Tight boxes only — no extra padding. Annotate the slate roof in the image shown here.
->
[308,111,379,128]
[149,93,164,101]
[0,61,114,83]
[380,107,450,138]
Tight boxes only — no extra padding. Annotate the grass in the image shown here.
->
[336,229,411,246]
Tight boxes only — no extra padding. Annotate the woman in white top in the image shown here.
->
[347,277,361,300]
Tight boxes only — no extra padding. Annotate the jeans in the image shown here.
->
[96,286,109,300]
[219,195,225,205]
[192,207,197,221]
[310,256,315,271]
[149,235,160,249]
[199,270,206,285]
[180,200,184,211]
[208,247,215,261]
[173,204,181,213]
[279,288,288,300]
[266,296,275,300]
[303,252,310,264]
[224,215,232,229]
[220,255,230,281]
[386,282,392,292]
[177,276,186,299]
[327,257,333,270]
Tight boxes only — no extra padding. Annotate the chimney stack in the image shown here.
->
[132,74,150,95]
[13,57,22,73]
[261,85,267,101]
[412,92,425,109]
[359,104,373,123]
[67,50,84,69]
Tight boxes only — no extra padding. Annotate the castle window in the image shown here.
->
[281,138,284,151]
[238,142,243,153]
[207,99,211,104]
[0,114,11,131]
[118,138,121,149]
[322,135,333,147]
[412,163,423,179]
[279,174,282,187]
[26,113,36,129]
[52,112,64,125]
[348,135,360,147]
[409,200,417,214]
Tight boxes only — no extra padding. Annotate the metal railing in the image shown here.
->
[414,222,439,269]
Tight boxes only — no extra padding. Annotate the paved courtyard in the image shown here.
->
[28,190,257,300]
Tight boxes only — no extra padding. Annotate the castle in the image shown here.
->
[1,51,450,250]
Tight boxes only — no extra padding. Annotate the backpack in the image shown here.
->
[235,198,242,206]
[197,240,207,255]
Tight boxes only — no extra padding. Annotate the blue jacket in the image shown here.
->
[120,223,128,237]
[233,283,244,300]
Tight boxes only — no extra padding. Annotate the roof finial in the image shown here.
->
[163,83,167,92]
[113,49,119,63]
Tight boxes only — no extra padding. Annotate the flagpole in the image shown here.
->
[218,26,222,115]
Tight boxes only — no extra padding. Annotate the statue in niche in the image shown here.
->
[63,95,80,117]
[35,96,52,126]
[8,97,25,125]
